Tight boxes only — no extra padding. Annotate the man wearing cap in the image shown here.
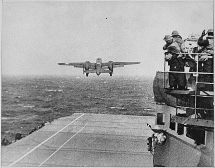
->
[163,35,186,90]
[197,29,214,90]
[171,30,186,53]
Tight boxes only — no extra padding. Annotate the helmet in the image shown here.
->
[207,29,213,37]
[207,29,213,34]
[163,35,172,41]
[171,30,179,36]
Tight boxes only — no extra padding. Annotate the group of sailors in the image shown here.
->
[163,29,214,91]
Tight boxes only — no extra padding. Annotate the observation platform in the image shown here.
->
[164,88,214,97]
[2,113,155,167]
[172,115,214,128]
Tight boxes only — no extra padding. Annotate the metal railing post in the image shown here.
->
[195,54,199,119]
[164,53,166,89]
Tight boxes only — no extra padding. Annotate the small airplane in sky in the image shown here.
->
[58,58,140,76]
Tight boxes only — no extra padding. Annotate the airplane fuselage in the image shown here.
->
[96,58,102,76]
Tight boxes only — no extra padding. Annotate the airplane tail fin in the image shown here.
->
[84,70,96,73]
[101,69,111,73]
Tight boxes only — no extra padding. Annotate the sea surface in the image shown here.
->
[1,75,156,144]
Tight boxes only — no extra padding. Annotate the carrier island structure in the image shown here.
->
[151,34,214,167]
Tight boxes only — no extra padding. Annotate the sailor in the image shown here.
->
[198,29,214,55]
[171,30,191,68]
[163,35,186,90]
[197,29,214,91]
[171,30,186,53]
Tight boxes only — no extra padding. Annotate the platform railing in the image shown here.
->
[163,52,214,120]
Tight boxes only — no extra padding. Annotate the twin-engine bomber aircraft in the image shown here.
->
[58,58,140,76]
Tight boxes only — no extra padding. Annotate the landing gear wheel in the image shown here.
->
[110,72,112,76]
[86,73,89,77]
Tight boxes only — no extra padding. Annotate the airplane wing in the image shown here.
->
[102,62,140,67]
[113,62,140,65]
[113,62,140,68]
[58,63,84,68]
[58,63,96,69]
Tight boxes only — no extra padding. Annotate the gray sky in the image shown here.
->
[2,0,214,77]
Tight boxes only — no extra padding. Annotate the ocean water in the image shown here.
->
[1,75,156,143]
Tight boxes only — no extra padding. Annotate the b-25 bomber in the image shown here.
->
[58,58,140,76]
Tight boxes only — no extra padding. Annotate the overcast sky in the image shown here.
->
[2,0,214,77]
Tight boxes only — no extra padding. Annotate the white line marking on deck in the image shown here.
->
[39,123,88,166]
[9,113,85,167]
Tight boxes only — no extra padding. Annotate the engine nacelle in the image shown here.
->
[108,61,114,71]
[84,61,90,70]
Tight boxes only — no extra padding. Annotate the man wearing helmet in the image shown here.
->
[197,29,214,91]
[171,30,186,53]
[198,29,214,55]
[163,35,186,90]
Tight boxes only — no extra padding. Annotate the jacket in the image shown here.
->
[173,37,186,53]
[164,42,184,71]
